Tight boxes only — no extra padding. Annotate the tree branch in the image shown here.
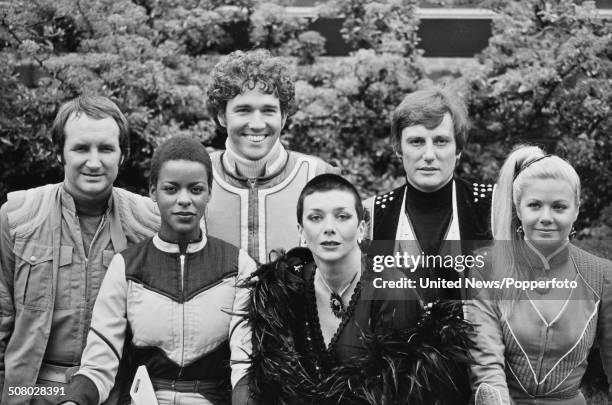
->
[524,59,582,136]
[0,15,67,86]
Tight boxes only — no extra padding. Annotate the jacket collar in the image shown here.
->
[60,184,132,252]
[521,239,570,271]
[60,184,113,216]
[222,138,288,180]
[152,229,207,253]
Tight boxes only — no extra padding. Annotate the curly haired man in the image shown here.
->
[206,50,338,264]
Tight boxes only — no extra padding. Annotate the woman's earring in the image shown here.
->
[516,225,524,236]
[569,226,576,239]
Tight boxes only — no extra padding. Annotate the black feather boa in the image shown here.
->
[240,248,474,405]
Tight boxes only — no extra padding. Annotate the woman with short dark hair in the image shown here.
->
[237,173,473,404]
[59,136,256,405]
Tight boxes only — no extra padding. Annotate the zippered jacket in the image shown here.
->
[206,149,339,264]
[0,184,159,405]
[61,234,256,405]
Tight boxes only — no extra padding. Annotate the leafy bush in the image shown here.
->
[464,0,612,235]
[1,0,610,399]
[0,0,425,201]
[318,0,421,58]
[2,0,611,242]
[288,49,423,195]
[0,0,313,198]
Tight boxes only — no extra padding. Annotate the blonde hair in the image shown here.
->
[493,145,580,241]
[490,145,580,314]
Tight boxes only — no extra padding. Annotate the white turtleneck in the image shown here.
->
[222,138,288,179]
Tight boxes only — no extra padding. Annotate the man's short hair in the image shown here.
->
[149,136,213,189]
[296,174,365,226]
[51,95,130,161]
[390,87,469,153]
[206,49,297,128]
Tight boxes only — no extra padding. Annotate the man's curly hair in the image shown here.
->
[206,49,297,128]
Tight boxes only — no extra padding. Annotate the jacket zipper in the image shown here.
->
[246,179,259,260]
[81,214,107,352]
[178,254,186,379]
[84,215,107,290]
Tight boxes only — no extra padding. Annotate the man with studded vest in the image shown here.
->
[364,87,492,405]
[0,96,159,404]
[364,88,493,304]
[205,50,338,264]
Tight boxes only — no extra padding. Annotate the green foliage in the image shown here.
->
[0,0,316,198]
[0,58,62,198]
[286,30,327,65]
[288,49,424,195]
[279,0,424,195]
[464,0,612,234]
[250,3,305,49]
[319,0,421,58]
[0,0,425,201]
[0,0,610,395]
[1,0,611,242]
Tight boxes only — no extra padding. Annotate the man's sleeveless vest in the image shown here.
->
[1,184,159,404]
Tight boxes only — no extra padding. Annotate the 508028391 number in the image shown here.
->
[8,386,65,396]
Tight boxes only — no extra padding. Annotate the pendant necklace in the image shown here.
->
[317,269,359,319]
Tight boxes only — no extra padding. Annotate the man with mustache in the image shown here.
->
[205,50,338,264]
[364,87,493,303]
[0,96,159,404]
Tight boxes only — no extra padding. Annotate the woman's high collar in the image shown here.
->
[521,239,570,271]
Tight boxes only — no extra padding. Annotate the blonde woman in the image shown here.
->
[467,145,612,405]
